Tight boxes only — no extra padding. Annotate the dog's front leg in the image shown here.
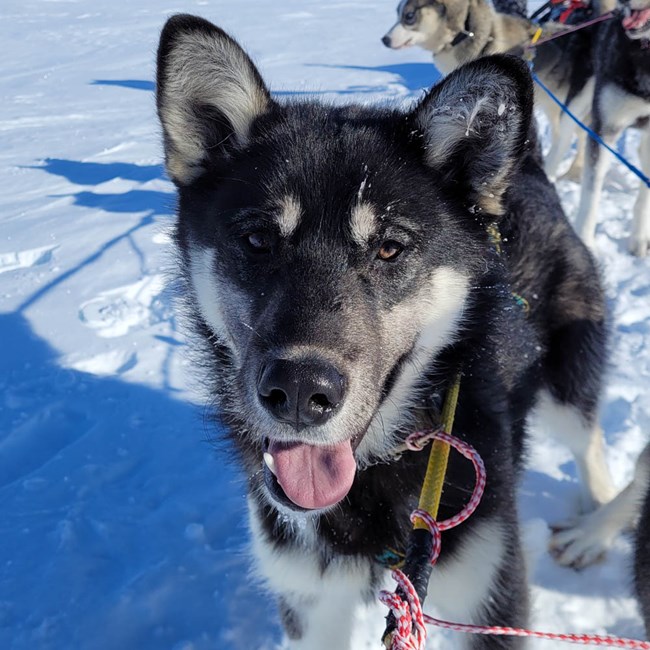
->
[425,514,528,649]
[575,83,631,248]
[631,128,650,257]
[575,128,617,249]
[249,505,379,649]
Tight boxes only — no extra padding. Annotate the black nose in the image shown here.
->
[381,35,392,47]
[258,358,346,428]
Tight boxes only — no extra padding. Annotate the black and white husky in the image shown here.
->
[573,0,650,256]
[156,15,614,648]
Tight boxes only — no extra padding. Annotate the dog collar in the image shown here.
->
[450,14,474,46]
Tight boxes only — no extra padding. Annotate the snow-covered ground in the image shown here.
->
[1,1,649,648]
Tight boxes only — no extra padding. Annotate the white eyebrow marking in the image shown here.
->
[350,202,377,245]
[277,195,302,237]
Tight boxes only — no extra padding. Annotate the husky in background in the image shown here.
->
[156,15,613,648]
[380,0,602,181]
[381,0,535,76]
[382,0,650,256]
[573,0,650,256]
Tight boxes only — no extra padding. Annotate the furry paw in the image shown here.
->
[548,512,614,570]
[559,162,584,184]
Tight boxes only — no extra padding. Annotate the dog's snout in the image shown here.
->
[258,358,346,428]
[381,34,392,47]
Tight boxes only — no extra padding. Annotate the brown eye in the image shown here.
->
[377,240,404,261]
[245,231,274,253]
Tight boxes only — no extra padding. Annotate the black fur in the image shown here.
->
[156,16,608,647]
[636,484,650,635]
[593,19,650,104]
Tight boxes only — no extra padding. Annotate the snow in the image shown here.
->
[1,0,649,648]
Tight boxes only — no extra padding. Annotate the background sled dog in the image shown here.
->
[574,1,650,256]
[381,0,601,181]
[383,0,650,256]
[156,15,612,648]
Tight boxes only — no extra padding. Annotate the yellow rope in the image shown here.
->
[383,374,462,648]
[531,26,543,44]
[413,373,461,529]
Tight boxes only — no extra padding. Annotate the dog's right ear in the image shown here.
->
[411,55,533,216]
[156,14,272,186]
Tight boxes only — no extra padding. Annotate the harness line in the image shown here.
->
[523,9,650,186]
[527,10,615,48]
[414,374,461,526]
[379,428,650,649]
[532,72,650,187]
[381,373,462,648]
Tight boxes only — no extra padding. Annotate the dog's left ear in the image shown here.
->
[412,55,533,215]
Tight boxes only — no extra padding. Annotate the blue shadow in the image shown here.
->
[69,189,172,214]
[91,61,442,99]
[21,161,173,313]
[306,62,441,92]
[0,311,279,649]
[93,79,155,91]
[31,158,165,185]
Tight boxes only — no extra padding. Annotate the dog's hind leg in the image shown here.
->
[426,516,529,648]
[537,295,613,510]
[551,443,650,569]
[631,128,650,257]
[533,390,615,512]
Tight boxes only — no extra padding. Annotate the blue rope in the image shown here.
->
[531,71,650,187]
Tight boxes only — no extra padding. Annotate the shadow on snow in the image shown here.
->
[0,311,279,650]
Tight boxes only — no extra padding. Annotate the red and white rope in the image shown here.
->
[379,430,650,650]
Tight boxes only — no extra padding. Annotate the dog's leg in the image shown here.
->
[545,112,577,182]
[426,516,528,648]
[631,128,650,257]
[275,566,378,650]
[575,83,631,248]
[249,507,378,649]
[574,130,616,248]
[533,390,615,512]
[550,443,650,569]
[560,128,586,183]
[545,79,594,182]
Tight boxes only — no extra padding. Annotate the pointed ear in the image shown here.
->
[412,55,533,215]
[156,14,272,186]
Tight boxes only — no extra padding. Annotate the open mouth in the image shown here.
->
[259,351,412,511]
[262,434,362,511]
[395,37,414,49]
[623,8,650,34]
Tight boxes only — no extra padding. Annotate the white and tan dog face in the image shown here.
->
[382,0,469,54]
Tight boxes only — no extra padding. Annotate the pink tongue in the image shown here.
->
[268,439,357,510]
[623,8,650,30]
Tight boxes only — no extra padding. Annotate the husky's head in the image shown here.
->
[381,0,470,53]
[156,15,532,514]
[621,0,650,39]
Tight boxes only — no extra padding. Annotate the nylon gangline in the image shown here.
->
[532,72,650,188]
